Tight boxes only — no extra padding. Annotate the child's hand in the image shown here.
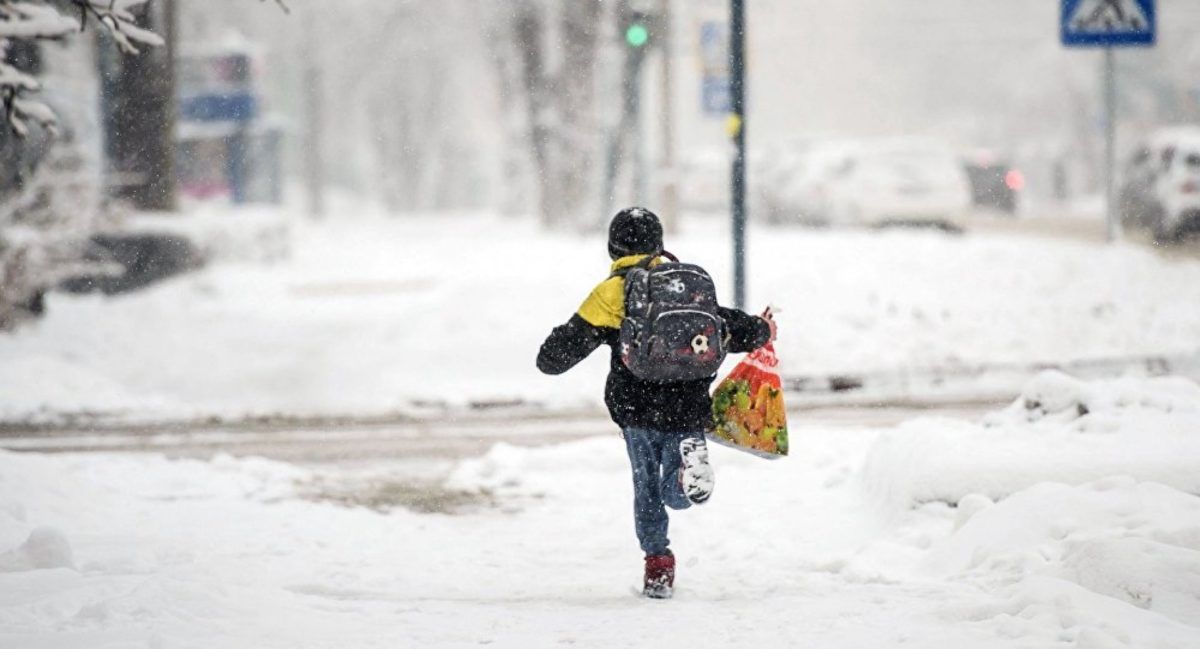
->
[761,307,777,343]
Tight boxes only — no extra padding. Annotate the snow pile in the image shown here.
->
[0,451,92,551]
[987,369,1200,429]
[447,438,629,498]
[126,207,292,264]
[0,449,307,557]
[0,527,74,572]
[930,478,1200,644]
[0,450,340,646]
[862,371,1200,507]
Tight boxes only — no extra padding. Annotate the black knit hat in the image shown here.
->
[608,207,664,260]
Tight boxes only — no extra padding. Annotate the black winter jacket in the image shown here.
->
[537,256,771,432]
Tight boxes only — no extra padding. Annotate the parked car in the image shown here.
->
[1119,126,1200,243]
[758,139,854,226]
[962,152,1023,215]
[774,137,971,229]
[752,137,824,225]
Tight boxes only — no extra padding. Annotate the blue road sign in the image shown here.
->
[1062,0,1155,47]
[700,21,728,73]
[180,92,257,123]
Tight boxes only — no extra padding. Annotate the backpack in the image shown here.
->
[615,256,727,381]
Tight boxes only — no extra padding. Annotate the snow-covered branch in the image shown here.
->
[0,0,163,135]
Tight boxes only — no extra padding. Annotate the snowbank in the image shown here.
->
[862,371,1200,507]
[126,206,291,263]
[447,438,629,497]
[0,527,74,572]
[929,478,1200,642]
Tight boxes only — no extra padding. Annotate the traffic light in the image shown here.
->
[625,19,650,48]
[623,11,655,50]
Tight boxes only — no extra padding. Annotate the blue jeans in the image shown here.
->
[622,427,705,556]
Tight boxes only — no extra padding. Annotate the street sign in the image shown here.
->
[699,21,730,116]
[699,21,728,74]
[180,93,257,123]
[1061,0,1156,47]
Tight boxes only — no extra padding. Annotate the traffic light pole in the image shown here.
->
[600,9,657,220]
[730,0,747,309]
[601,23,648,223]
[658,0,678,234]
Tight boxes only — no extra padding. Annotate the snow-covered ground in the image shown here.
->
[2,373,1198,648]
[2,211,1199,424]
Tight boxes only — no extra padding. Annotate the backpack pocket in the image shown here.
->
[626,309,726,381]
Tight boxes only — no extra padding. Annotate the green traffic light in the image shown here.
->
[625,23,649,47]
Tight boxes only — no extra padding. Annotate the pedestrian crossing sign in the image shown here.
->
[1062,0,1156,47]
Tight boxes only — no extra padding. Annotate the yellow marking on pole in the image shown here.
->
[725,113,743,138]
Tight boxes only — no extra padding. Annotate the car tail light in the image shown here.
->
[1005,169,1026,192]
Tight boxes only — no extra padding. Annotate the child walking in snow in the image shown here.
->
[537,207,775,598]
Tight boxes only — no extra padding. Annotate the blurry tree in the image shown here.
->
[181,0,499,215]
[1,0,304,329]
[0,123,113,330]
[0,1,165,135]
[497,0,607,228]
[305,0,500,215]
[1,0,165,329]
[300,1,323,218]
[345,2,465,214]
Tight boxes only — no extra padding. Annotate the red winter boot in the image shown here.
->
[643,553,675,599]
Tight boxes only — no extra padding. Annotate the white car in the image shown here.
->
[1119,126,1200,243]
[751,137,824,225]
[784,138,972,228]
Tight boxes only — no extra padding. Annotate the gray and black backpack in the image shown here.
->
[615,255,727,381]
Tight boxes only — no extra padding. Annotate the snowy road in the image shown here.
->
[0,402,1000,461]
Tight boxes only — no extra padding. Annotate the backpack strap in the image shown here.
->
[609,253,660,279]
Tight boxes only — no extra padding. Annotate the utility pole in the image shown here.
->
[657,0,678,234]
[303,5,326,219]
[730,0,747,309]
[1103,47,1118,242]
[601,4,652,219]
